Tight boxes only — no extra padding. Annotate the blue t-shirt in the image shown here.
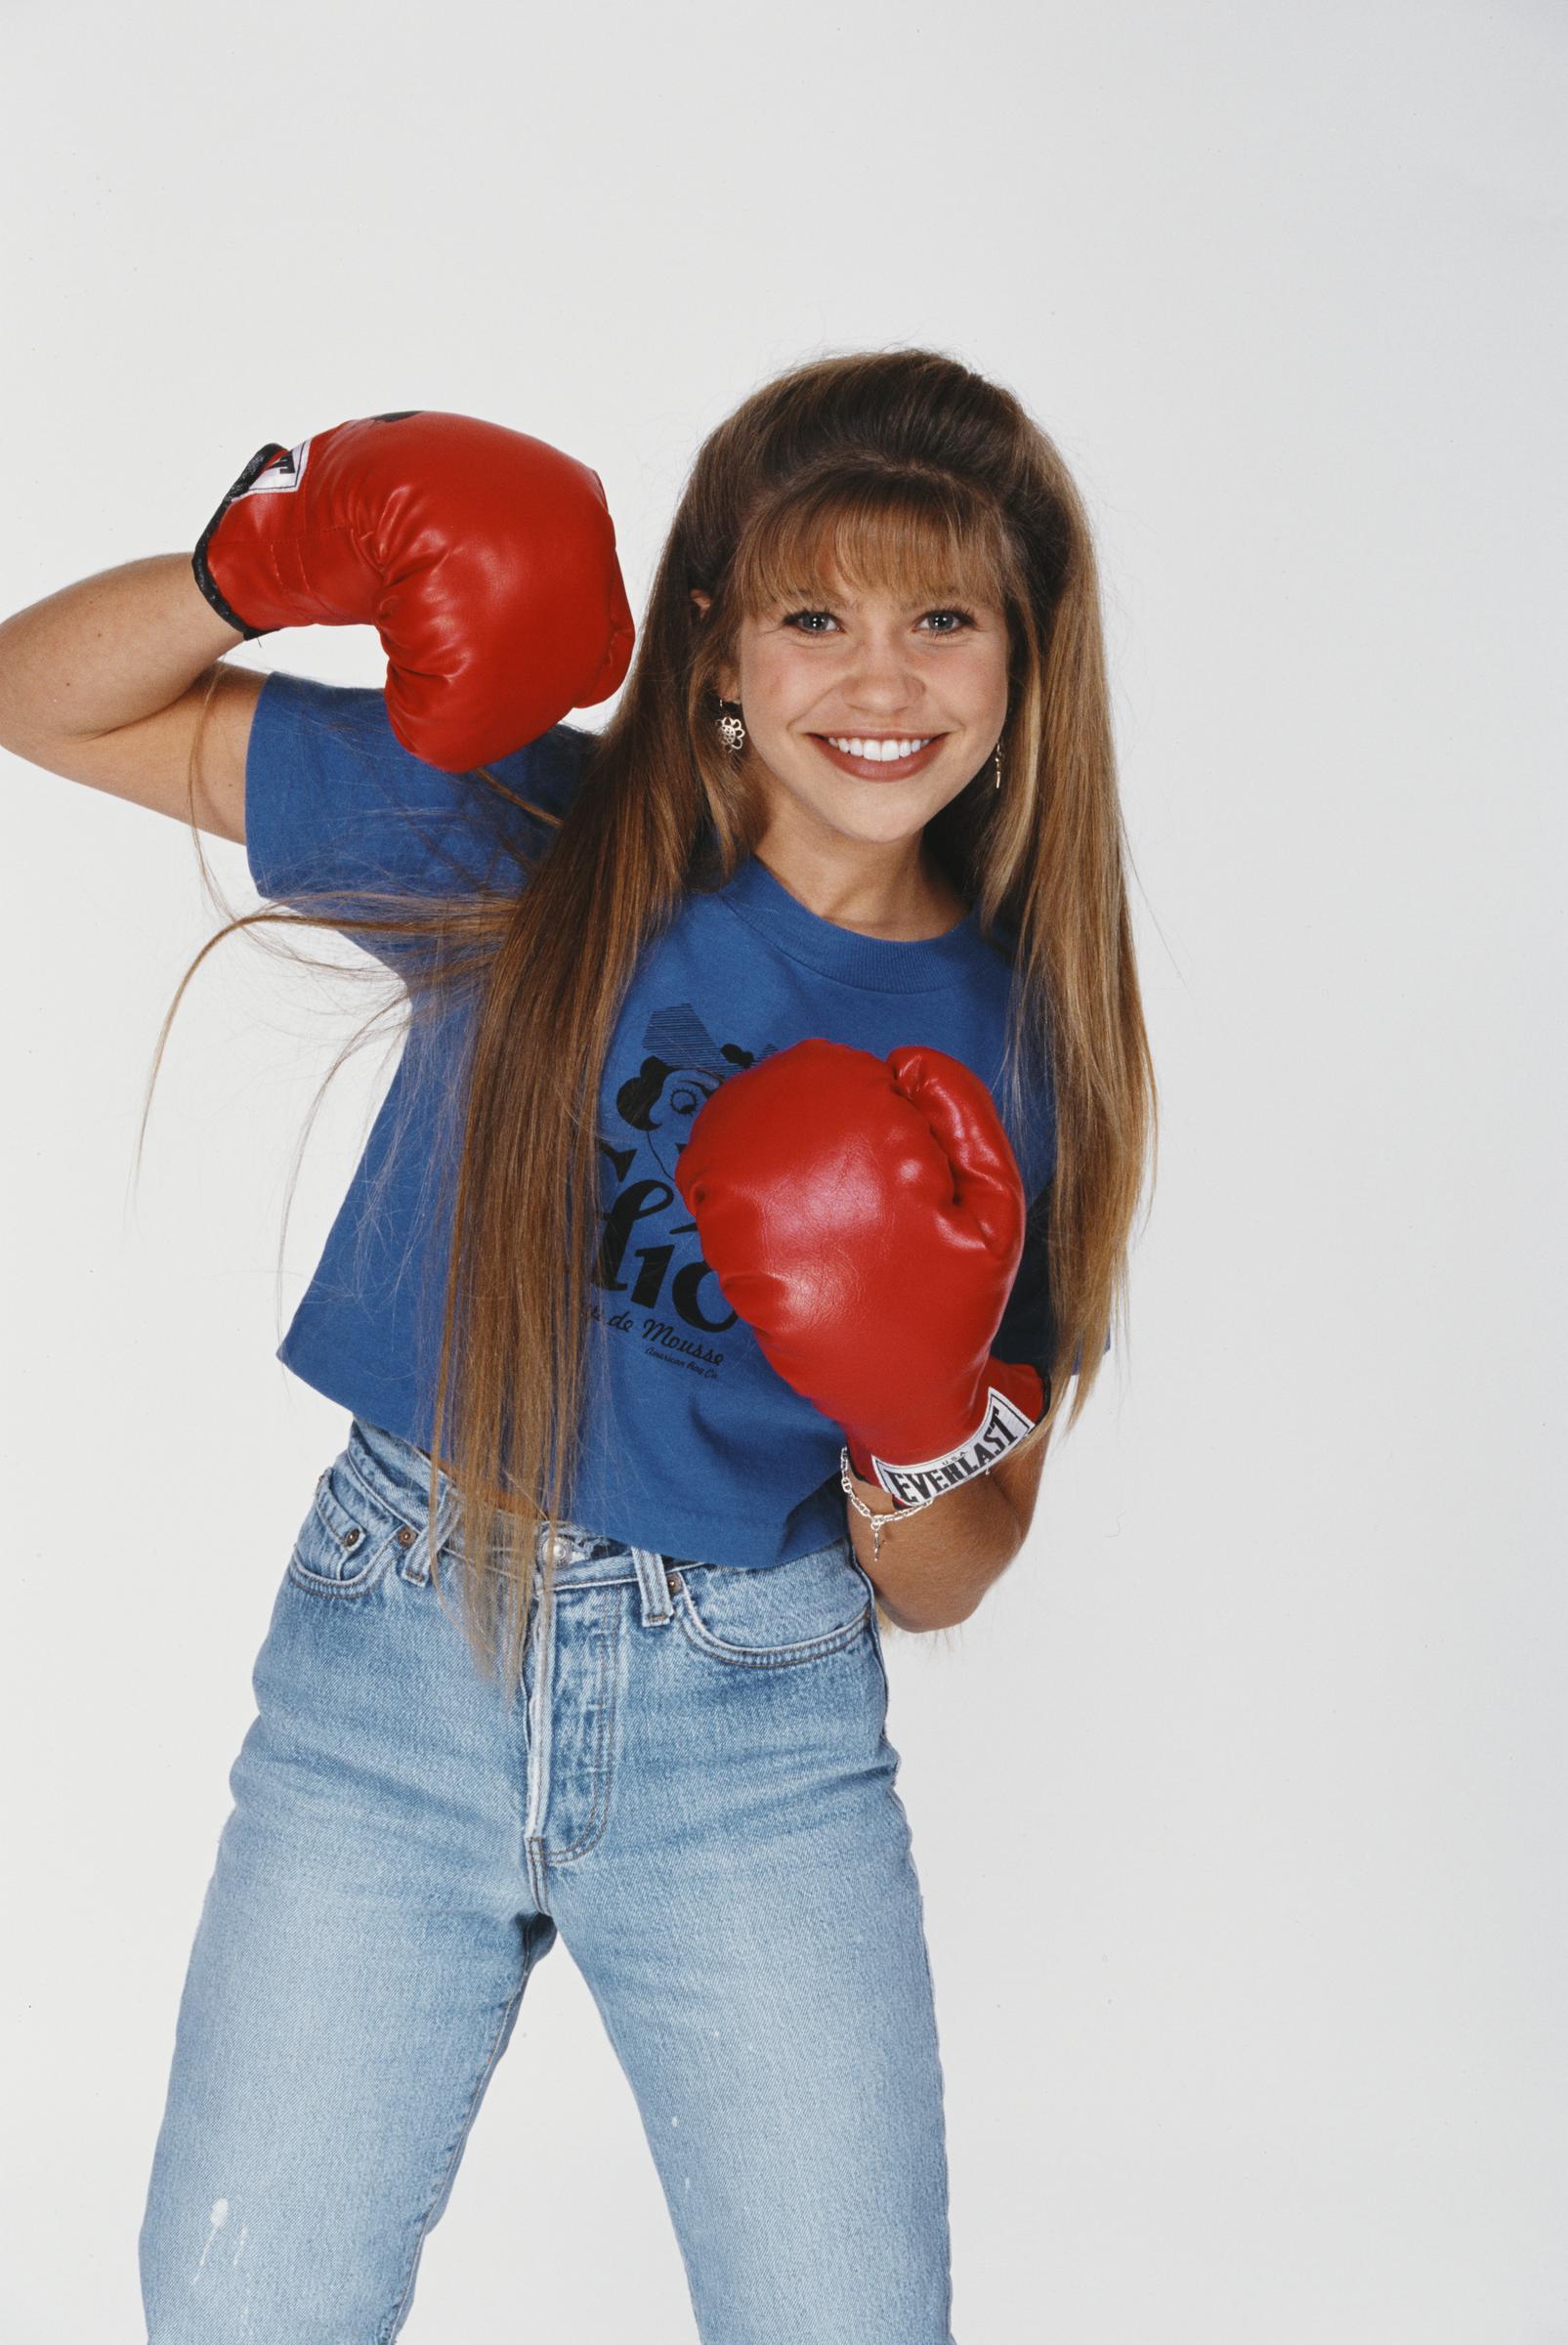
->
[244,670,1059,1567]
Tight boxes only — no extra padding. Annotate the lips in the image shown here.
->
[808,735,946,781]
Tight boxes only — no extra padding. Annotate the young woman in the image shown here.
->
[0,349,1154,2342]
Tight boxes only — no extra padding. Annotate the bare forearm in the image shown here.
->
[845,1466,1021,1633]
[0,554,240,751]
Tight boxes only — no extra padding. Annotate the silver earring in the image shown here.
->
[993,740,1002,792]
[716,700,746,754]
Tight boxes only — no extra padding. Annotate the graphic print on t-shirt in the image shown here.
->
[590,1000,780,1385]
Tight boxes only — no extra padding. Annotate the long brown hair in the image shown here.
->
[151,348,1156,1689]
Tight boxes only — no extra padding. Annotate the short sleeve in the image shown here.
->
[243,669,590,969]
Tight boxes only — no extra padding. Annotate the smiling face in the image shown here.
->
[697,574,1011,867]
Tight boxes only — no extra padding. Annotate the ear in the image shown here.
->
[690,589,740,704]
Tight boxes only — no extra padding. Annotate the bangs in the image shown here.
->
[728,474,1014,620]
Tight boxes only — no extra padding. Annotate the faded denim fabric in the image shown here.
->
[140,1415,955,2343]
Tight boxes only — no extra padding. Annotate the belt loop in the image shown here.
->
[632,1546,676,1627]
[416,1455,464,1590]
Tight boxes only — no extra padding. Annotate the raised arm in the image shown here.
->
[0,407,637,854]
[0,554,259,843]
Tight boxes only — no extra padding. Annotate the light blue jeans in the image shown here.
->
[139,1416,955,2341]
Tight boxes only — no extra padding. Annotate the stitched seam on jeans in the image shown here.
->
[545,1586,616,1862]
[671,1585,872,1669]
[287,1533,396,1600]
[290,1457,405,1598]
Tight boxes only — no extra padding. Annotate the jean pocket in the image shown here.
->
[286,1453,408,1599]
[671,1536,872,1668]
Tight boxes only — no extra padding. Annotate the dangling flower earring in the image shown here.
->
[716,698,746,754]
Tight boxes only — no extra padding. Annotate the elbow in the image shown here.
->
[874,1591,944,1637]
[879,1590,977,1636]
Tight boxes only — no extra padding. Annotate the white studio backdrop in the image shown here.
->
[2,1,1563,2338]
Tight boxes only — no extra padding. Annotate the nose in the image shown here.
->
[836,639,931,723]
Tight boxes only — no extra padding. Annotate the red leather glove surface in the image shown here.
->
[675,1037,1045,1507]
[192,408,635,769]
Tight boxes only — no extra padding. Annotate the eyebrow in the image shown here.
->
[795,585,983,612]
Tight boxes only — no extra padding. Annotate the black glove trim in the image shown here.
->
[191,441,289,639]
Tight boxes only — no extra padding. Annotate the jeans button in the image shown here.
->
[396,1525,415,1549]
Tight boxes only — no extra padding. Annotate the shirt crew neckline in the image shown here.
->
[713,850,986,994]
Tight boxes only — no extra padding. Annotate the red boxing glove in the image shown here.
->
[191,409,635,770]
[675,1038,1045,1508]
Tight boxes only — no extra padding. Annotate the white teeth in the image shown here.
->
[826,736,935,762]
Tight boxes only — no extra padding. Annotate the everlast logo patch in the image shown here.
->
[237,438,311,497]
[869,1386,1036,1509]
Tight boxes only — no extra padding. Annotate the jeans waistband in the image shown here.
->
[344,1416,641,1582]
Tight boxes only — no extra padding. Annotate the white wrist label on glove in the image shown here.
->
[238,439,311,498]
[869,1386,1037,1509]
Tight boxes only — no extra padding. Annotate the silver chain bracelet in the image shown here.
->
[838,1445,945,1569]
